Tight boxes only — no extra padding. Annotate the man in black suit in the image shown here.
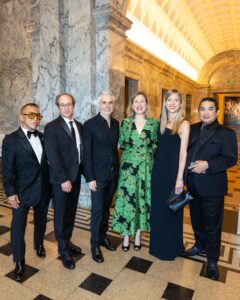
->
[44,93,83,270]
[83,91,119,263]
[184,97,238,280]
[2,103,52,281]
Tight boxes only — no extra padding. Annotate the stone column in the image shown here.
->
[92,3,132,119]
[31,0,64,128]
[66,0,95,123]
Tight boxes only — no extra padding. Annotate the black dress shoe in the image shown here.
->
[206,262,219,280]
[92,247,104,263]
[14,260,25,281]
[68,241,82,256]
[36,244,46,258]
[100,238,116,251]
[62,257,75,270]
[184,246,206,257]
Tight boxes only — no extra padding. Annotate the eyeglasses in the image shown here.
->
[58,103,73,108]
[21,113,43,120]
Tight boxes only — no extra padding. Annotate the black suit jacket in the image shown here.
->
[83,113,119,182]
[2,128,52,206]
[44,116,83,184]
[186,121,238,197]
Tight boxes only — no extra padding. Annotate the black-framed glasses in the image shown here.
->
[58,103,73,108]
[21,113,43,120]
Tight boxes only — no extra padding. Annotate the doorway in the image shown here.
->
[124,77,138,117]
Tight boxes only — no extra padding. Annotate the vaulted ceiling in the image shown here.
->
[125,0,240,80]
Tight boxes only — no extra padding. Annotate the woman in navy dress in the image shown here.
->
[150,89,190,260]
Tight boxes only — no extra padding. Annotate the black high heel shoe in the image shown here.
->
[134,244,141,251]
[122,244,130,252]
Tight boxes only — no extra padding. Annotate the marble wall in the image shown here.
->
[0,0,33,133]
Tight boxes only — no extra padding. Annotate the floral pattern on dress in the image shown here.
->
[112,117,158,235]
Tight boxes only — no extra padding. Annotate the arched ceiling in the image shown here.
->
[125,0,240,81]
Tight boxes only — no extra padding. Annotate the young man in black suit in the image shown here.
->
[83,91,119,263]
[44,93,83,270]
[184,97,238,280]
[2,103,52,281]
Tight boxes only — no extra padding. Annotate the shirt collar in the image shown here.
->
[201,119,219,130]
[98,112,112,124]
[61,116,74,124]
[21,126,34,137]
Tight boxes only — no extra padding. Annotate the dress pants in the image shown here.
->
[91,170,117,248]
[187,175,224,263]
[11,197,50,262]
[53,169,81,259]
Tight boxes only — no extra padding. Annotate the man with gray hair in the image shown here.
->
[83,91,119,263]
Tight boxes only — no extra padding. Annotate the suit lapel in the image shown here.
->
[190,124,201,147]
[37,131,45,165]
[109,119,118,146]
[191,122,219,160]
[75,120,82,141]
[17,128,40,163]
[58,115,73,140]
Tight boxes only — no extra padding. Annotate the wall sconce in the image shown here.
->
[24,23,35,34]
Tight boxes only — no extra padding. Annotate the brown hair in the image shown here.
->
[55,93,76,106]
[127,91,152,118]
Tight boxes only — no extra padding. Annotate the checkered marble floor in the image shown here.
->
[0,134,240,299]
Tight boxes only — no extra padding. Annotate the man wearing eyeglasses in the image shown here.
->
[2,103,52,281]
[44,93,83,270]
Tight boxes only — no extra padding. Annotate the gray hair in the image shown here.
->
[98,91,115,104]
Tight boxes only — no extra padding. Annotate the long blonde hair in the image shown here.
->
[160,89,184,135]
[127,91,152,118]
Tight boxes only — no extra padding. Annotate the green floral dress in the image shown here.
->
[112,117,158,235]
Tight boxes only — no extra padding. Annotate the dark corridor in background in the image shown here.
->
[186,94,192,121]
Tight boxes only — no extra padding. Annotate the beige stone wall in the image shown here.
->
[124,41,202,122]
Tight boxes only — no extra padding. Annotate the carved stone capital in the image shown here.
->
[92,4,132,37]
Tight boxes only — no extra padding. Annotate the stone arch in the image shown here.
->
[197,50,240,86]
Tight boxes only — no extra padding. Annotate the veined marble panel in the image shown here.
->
[33,0,63,126]
[66,0,95,123]
[0,0,33,134]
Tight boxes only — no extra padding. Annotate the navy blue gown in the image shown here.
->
[150,128,184,260]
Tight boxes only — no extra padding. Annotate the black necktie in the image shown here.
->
[69,121,76,144]
[27,130,38,139]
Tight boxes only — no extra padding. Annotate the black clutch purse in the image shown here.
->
[167,189,194,213]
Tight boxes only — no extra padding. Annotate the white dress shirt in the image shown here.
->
[21,126,43,164]
[62,116,81,163]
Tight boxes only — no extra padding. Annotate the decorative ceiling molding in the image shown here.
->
[125,0,240,81]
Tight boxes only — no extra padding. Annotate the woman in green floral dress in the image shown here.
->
[112,92,158,250]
